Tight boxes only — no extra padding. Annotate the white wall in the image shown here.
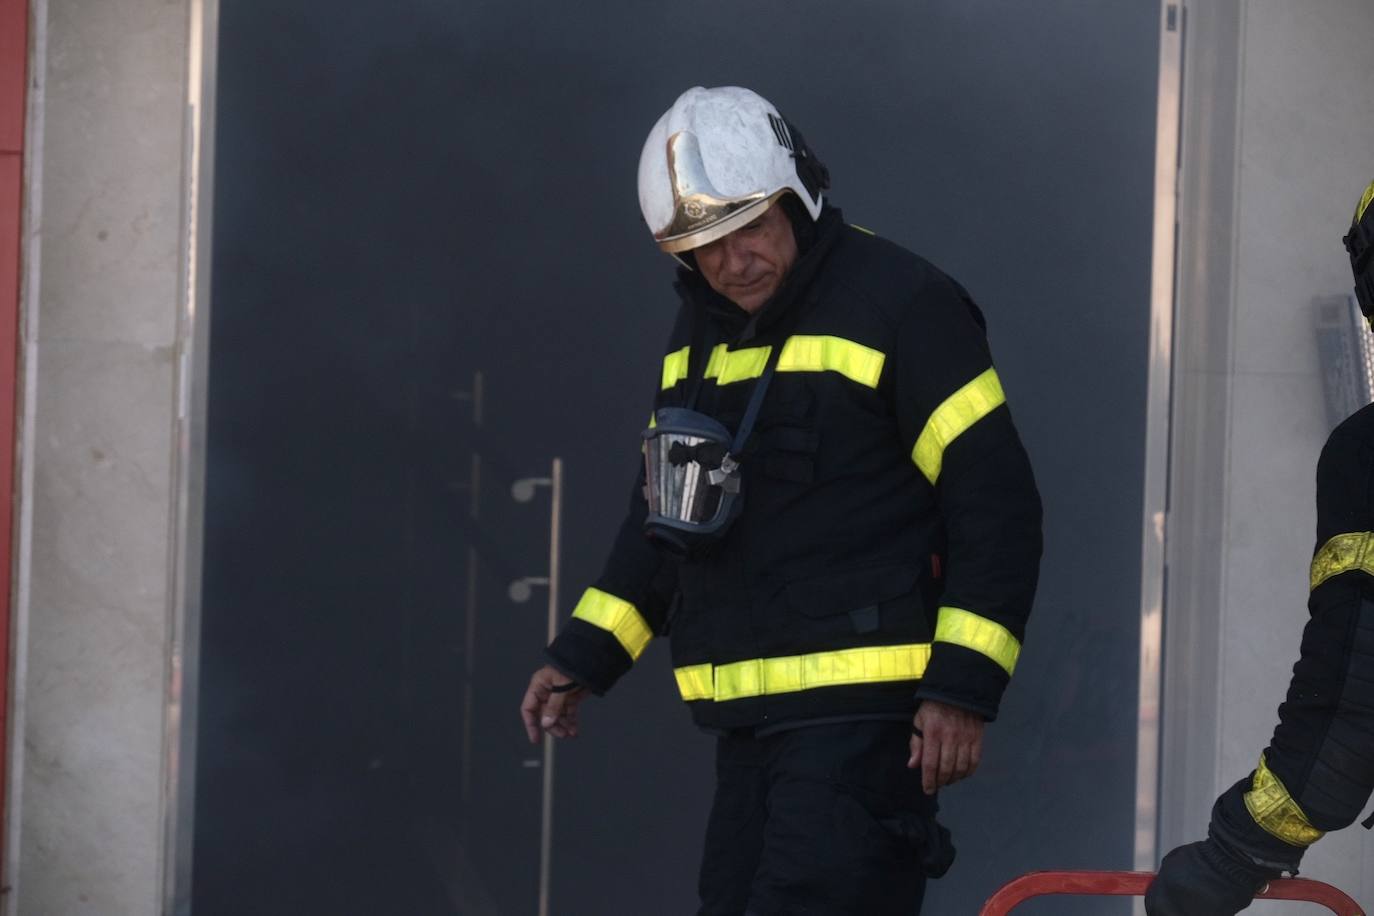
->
[1163,0,1374,908]
[7,0,197,912]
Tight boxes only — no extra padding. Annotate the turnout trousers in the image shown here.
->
[697,720,953,916]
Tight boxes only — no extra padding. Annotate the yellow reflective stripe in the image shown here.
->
[778,335,886,389]
[570,587,653,661]
[911,367,1006,484]
[662,337,887,391]
[661,346,691,390]
[1358,180,1374,223]
[1244,753,1324,847]
[1311,532,1374,591]
[705,344,772,385]
[934,606,1021,676]
[673,643,930,703]
[850,223,876,236]
[674,664,714,702]
[702,344,729,380]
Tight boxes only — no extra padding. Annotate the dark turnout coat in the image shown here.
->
[547,209,1043,732]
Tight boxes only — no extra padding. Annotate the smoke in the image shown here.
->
[197,2,1160,914]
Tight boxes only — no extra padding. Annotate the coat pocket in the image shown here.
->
[785,563,929,641]
[760,423,819,483]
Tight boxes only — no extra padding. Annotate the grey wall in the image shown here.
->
[8,0,195,913]
[197,2,1161,914]
[1162,1,1374,909]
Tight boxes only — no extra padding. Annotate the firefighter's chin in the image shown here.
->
[722,276,778,313]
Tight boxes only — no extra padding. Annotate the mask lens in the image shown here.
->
[645,431,725,521]
[645,432,725,524]
[641,407,743,555]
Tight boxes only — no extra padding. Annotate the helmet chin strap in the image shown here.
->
[1345,181,1374,324]
[779,193,818,254]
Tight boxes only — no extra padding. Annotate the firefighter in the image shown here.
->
[1146,178,1374,915]
[520,86,1043,915]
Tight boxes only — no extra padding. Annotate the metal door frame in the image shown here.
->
[1135,0,1185,879]
[162,1,218,912]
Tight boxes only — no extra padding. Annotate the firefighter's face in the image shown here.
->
[694,203,798,313]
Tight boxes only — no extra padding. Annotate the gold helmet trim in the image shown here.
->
[654,130,787,254]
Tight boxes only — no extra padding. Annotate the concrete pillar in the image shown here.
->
[4,0,208,912]
[1162,0,1374,907]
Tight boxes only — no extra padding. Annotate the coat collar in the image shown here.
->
[674,206,845,344]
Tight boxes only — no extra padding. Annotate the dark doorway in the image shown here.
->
[195,3,1161,913]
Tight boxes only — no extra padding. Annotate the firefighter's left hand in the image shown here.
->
[908,701,983,795]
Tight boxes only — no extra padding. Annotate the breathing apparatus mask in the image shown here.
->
[641,408,741,554]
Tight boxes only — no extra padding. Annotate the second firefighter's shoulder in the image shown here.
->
[1330,402,1374,453]
[1315,402,1374,536]
[1321,404,1374,482]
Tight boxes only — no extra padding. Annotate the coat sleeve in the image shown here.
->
[891,270,1043,721]
[543,462,679,695]
[543,310,690,695]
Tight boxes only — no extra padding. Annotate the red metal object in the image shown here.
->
[980,870,1364,915]
[0,0,27,876]
[0,0,25,150]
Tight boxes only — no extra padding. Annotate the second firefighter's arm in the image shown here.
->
[1216,420,1374,868]
[892,272,1044,721]
[1147,419,1374,915]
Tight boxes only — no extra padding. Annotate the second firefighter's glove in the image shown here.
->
[1145,838,1276,916]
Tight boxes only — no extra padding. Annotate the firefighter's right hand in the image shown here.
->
[1145,839,1272,915]
[520,665,587,743]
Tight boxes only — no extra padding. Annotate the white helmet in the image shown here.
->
[637,86,829,254]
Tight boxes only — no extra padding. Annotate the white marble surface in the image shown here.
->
[1218,372,1321,778]
[35,0,185,349]
[10,0,190,912]
[1230,0,1374,378]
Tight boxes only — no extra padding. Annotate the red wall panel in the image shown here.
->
[0,0,28,868]
[0,0,25,152]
